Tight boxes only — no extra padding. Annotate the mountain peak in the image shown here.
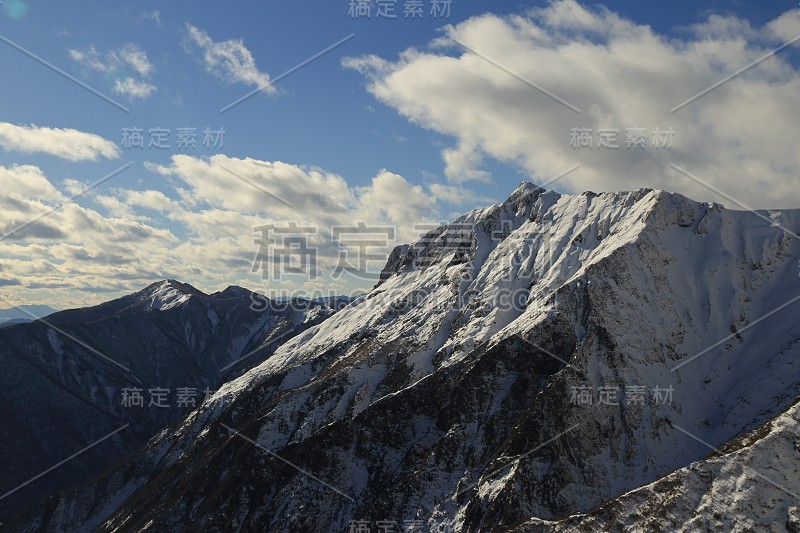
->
[210,285,254,299]
[502,180,552,207]
[138,280,204,311]
[148,279,203,295]
[511,180,542,194]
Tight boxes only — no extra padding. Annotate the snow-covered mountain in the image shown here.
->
[8,184,800,531]
[0,281,349,523]
[517,397,800,531]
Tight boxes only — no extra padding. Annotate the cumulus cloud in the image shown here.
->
[123,190,181,213]
[69,43,154,77]
[0,156,448,307]
[184,24,273,92]
[428,183,495,206]
[148,154,437,241]
[113,78,156,99]
[0,167,181,306]
[344,1,800,207]
[0,123,120,161]
[442,143,492,183]
[0,164,63,205]
[0,163,174,246]
[68,43,156,100]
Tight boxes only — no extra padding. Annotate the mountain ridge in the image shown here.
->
[8,184,800,531]
[0,282,351,523]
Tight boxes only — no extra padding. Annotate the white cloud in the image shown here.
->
[344,1,800,208]
[69,43,156,100]
[768,10,800,42]
[0,123,120,161]
[148,154,437,241]
[113,77,156,100]
[132,155,445,293]
[442,143,491,183]
[62,179,87,196]
[67,46,106,71]
[0,157,445,307]
[0,165,182,306]
[0,164,63,203]
[94,194,140,221]
[184,24,273,92]
[356,170,437,230]
[117,43,154,77]
[69,43,154,77]
[428,183,495,206]
[123,190,181,213]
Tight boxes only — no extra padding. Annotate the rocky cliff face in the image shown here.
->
[516,398,800,532]
[0,281,347,523]
[9,184,800,532]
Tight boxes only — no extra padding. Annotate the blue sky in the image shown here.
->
[1,0,788,195]
[0,0,798,307]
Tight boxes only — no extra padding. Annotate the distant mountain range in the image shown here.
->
[0,305,58,327]
[0,281,351,523]
[5,184,800,531]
